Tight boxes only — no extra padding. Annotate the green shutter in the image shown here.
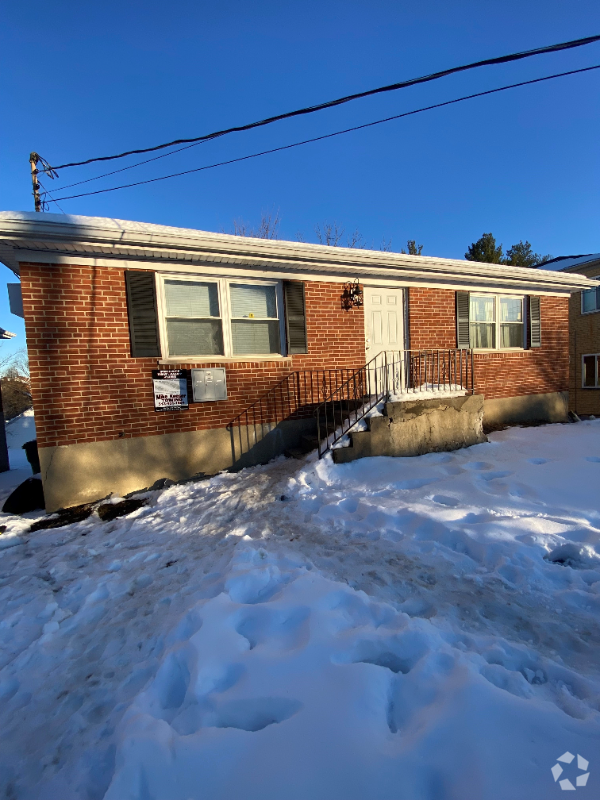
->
[529,296,541,348]
[283,281,308,354]
[125,270,162,358]
[456,291,470,349]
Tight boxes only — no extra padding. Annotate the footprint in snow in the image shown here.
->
[527,457,549,465]
[235,605,310,652]
[391,478,438,491]
[463,461,493,471]
[585,456,600,463]
[206,697,303,732]
[478,470,513,482]
[431,495,460,508]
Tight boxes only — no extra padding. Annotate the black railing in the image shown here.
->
[316,349,475,457]
[227,368,356,460]
[227,349,474,462]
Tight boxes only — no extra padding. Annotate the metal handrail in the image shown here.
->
[227,348,474,462]
[227,367,357,460]
[316,349,475,457]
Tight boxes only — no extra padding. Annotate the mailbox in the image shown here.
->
[191,368,227,402]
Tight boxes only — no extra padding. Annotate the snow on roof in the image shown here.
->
[0,211,597,293]
[537,254,600,272]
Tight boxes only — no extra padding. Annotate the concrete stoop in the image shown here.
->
[332,394,487,464]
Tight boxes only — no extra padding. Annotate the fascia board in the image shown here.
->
[0,213,597,291]
[9,250,592,296]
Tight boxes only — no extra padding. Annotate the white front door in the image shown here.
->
[364,287,404,359]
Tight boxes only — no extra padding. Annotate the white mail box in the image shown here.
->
[191,368,227,402]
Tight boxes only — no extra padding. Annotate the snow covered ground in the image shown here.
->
[1,420,600,799]
[0,409,37,507]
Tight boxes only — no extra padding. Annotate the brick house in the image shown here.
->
[539,254,600,416]
[0,211,595,511]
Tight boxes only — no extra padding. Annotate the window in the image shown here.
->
[470,295,496,348]
[581,282,600,314]
[161,276,285,358]
[582,355,600,388]
[230,283,280,355]
[499,297,524,348]
[469,294,524,350]
[164,279,224,357]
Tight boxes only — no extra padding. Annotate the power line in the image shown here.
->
[37,181,67,213]
[44,64,600,205]
[43,33,600,173]
[46,140,210,194]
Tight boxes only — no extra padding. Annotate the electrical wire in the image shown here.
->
[43,64,600,205]
[44,139,210,195]
[38,180,67,213]
[42,33,600,173]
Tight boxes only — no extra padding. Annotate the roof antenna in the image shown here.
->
[29,152,58,212]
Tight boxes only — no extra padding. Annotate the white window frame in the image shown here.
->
[582,354,600,389]
[469,293,527,351]
[157,273,287,360]
[581,279,600,315]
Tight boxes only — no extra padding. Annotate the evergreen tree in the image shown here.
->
[465,233,503,263]
[401,240,423,255]
[504,240,552,267]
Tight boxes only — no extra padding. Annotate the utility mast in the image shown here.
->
[29,153,58,212]
[30,153,42,212]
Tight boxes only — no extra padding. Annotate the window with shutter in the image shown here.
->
[457,290,530,350]
[283,281,308,354]
[125,271,162,358]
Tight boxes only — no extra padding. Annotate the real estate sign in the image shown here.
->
[152,369,189,412]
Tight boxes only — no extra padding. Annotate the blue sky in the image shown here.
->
[2,0,600,357]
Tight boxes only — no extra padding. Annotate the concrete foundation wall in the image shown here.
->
[333,394,486,464]
[38,418,316,512]
[483,391,569,426]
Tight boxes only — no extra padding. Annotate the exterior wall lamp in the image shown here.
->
[341,279,364,311]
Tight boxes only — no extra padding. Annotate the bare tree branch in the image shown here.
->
[229,210,281,240]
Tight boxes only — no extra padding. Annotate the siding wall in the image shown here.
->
[566,262,600,414]
[407,287,570,400]
[20,263,366,449]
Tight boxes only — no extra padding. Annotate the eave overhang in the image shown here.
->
[0,211,596,295]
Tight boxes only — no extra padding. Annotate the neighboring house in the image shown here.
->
[539,254,600,416]
[0,211,595,512]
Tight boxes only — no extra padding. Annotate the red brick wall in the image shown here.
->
[21,266,570,450]
[20,263,366,448]
[407,287,569,399]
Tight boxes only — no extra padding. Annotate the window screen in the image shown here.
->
[230,284,280,355]
[165,280,224,356]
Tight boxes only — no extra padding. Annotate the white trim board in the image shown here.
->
[8,252,584,297]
